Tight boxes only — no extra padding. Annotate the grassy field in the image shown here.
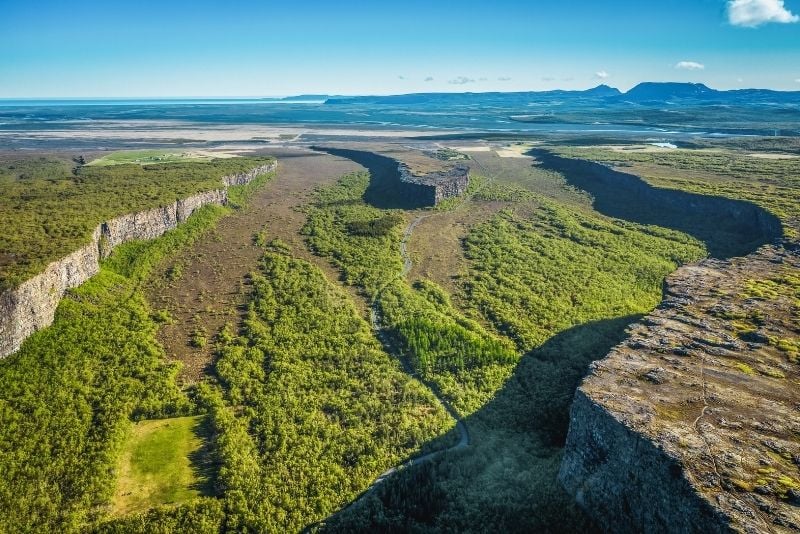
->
[0,153,274,290]
[87,150,231,167]
[113,416,211,516]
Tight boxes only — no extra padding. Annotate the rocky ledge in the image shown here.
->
[0,161,276,359]
[560,241,800,532]
[398,163,469,205]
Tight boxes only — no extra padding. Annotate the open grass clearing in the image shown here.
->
[112,415,212,517]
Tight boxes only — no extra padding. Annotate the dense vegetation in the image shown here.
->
[0,154,274,289]
[303,172,517,415]
[304,164,710,532]
[199,249,452,531]
[3,144,782,532]
[0,203,228,532]
[0,162,276,532]
[463,205,706,350]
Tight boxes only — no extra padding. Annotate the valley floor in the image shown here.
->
[0,136,797,532]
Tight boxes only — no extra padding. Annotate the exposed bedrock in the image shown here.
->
[538,149,797,531]
[0,162,276,359]
[311,147,469,208]
[561,389,731,533]
[560,243,800,533]
[529,149,782,258]
[397,162,469,205]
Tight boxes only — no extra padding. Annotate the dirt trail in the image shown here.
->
[147,149,360,383]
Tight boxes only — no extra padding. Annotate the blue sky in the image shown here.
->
[1,0,799,97]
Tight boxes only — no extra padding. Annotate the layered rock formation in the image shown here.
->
[0,162,276,359]
[398,163,469,205]
[560,241,800,533]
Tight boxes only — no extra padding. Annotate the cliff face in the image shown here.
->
[0,162,276,359]
[560,241,800,533]
[398,163,469,206]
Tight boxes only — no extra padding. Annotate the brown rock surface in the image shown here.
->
[560,242,800,532]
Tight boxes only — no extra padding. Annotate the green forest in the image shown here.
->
[201,250,452,531]
[0,203,226,532]
[1,143,790,532]
[301,164,711,532]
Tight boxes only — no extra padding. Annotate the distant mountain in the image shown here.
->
[619,82,800,104]
[317,82,800,107]
[622,82,716,102]
[324,85,621,105]
[583,84,623,97]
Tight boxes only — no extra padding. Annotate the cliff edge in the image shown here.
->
[560,241,800,532]
[0,161,276,359]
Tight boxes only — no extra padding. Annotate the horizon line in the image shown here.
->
[2,81,800,101]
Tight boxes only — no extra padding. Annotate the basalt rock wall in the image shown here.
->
[530,150,782,258]
[559,242,800,533]
[0,162,275,358]
[397,163,469,206]
[560,389,731,533]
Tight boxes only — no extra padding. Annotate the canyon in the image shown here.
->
[0,162,276,359]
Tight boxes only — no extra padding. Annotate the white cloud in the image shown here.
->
[675,61,705,71]
[497,76,512,81]
[541,76,556,82]
[795,78,800,83]
[727,0,799,27]
[397,75,407,80]
[424,76,434,82]
[448,76,475,85]
[595,70,610,80]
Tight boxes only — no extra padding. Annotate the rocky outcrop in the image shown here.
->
[0,161,276,359]
[560,242,800,533]
[102,189,228,250]
[398,163,469,205]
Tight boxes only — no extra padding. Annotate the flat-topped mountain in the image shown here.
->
[323,85,622,105]
[321,83,800,107]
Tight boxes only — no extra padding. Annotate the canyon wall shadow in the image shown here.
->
[318,316,637,533]
[311,147,431,210]
[529,149,782,259]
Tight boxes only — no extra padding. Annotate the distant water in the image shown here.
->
[0,98,752,142]
[0,98,679,134]
[0,98,326,107]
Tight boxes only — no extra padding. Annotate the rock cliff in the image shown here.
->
[0,162,276,359]
[560,241,800,533]
[398,163,469,205]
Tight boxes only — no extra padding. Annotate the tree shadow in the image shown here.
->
[188,415,219,497]
[318,316,639,533]
[528,149,782,259]
[311,147,432,210]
